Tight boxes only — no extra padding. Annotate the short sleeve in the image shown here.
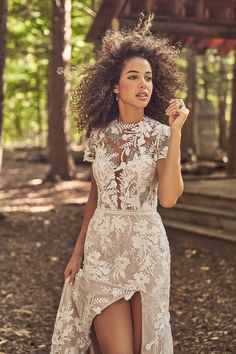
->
[83,129,97,162]
[154,123,171,161]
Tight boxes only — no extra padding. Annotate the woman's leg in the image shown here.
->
[93,298,134,354]
[130,291,142,354]
[90,322,103,354]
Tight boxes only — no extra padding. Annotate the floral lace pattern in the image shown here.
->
[50,116,173,353]
[84,116,171,211]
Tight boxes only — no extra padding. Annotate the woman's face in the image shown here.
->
[114,57,153,109]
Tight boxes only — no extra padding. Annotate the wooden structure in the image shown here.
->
[87,0,236,55]
[86,0,236,174]
[159,177,236,250]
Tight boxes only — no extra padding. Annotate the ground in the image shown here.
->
[0,150,235,354]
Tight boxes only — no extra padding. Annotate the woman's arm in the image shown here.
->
[157,98,189,208]
[71,170,98,258]
[157,129,184,208]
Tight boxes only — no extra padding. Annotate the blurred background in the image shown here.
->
[1,0,236,176]
[0,1,235,353]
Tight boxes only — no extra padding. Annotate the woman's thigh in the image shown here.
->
[130,291,142,354]
[93,297,134,354]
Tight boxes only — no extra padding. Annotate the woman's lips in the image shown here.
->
[136,93,149,100]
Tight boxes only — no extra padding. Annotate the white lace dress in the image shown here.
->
[50,115,173,354]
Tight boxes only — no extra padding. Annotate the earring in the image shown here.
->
[116,93,119,101]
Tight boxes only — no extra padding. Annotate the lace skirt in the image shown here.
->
[50,207,173,353]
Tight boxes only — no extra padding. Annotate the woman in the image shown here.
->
[50,15,189,354]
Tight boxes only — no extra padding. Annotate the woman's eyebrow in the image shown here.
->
[125,70,139,74]
[125,70,152,74]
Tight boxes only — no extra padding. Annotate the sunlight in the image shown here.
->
[0,205,55,213]
[28,178,43,186]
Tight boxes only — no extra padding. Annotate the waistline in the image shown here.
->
[95,207,158,215]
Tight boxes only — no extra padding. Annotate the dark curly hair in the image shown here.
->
[72,14,185,136]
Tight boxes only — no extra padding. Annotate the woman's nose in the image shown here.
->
[138,78,147,88]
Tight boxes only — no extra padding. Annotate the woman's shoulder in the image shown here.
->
[145,116,170,134]
[89,124,108,143]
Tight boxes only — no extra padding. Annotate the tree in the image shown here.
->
[0,0,7,172]
[181,47,197,161]
[4,0,94,145]
[47,0,75,181]
[5,1,51,145]
[227,50,236,175]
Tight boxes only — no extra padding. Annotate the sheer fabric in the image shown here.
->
[50,116,173,353]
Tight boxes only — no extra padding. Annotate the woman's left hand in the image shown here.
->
[165,98,189,131]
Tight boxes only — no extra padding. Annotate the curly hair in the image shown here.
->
[72,14,185,136]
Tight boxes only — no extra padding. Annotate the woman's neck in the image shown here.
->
[117,106,144,124]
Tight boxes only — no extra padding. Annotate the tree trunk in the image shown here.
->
[226,50,236,175]
[218,58,227,152]
[47,0,75,181]
[181,47,197,161]
[0,0,7,172]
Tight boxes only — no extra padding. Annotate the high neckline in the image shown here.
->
[116,116,146,128]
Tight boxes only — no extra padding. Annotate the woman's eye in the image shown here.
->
[128,75,152,81]
[128,75,137,80]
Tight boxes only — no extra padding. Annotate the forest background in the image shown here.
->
[1,0,235,179]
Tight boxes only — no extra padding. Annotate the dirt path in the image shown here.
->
[0,151,235,353]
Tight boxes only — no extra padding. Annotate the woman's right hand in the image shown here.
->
[64,253,83,285]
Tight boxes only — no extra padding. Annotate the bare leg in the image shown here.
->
[88,322,103,354]
[93,297,134,354]
[130,291,142,354]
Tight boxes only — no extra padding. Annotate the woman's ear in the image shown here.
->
[113,85,118,94]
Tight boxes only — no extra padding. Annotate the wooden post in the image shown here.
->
[181,47,197,161]
[174,0,186,17]
[218,57,227,152]
[226,50,236,175]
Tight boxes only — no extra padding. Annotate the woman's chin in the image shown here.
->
[129,101,150,109]
[122,99,150,110]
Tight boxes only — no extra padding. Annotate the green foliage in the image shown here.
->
[196,49,234,123]
[4,0,51,145]
[3,0,234,147]
[71,2,95,65]
[4,0,95,146]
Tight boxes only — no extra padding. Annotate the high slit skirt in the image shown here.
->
[50,207,173,353]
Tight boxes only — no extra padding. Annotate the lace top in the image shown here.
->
[83,116,171,211]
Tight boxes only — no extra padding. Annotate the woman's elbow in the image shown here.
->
[158,185,184,208]
[158,191,183,208]
[159,198,177,208]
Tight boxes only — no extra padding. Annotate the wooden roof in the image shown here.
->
[86,0,236,55]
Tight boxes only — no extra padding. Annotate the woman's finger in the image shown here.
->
[166,102,183,113]
[169,98,184,104]
[166,107,181,116]
[166,104,188,115]
[64,268,71,280]
[70,273,75,284]
[166,101,179,109]
[168,98,185,106]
